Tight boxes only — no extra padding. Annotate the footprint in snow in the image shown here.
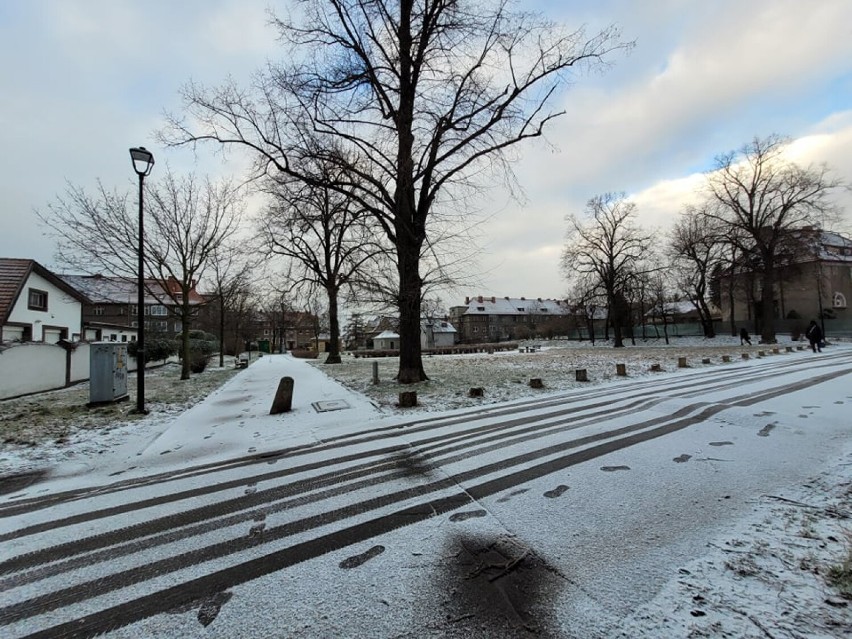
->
[708,441,734,447]
[247,447,256,453]
[339,545,385,569]
[244,484,257,495]
[248,522,266,537]
[757,423,776,437]
[543,485,569,498]
[449,509,487,522]
[496,488,529,503]
[600,465,631,472]
[673,454,692,463]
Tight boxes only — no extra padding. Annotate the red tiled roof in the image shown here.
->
[0,258,35,325]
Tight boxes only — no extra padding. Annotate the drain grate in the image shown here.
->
[312,399,351,413]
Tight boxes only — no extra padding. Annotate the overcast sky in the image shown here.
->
[1,0,851,305]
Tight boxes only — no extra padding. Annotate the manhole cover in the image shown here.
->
[312,399,351,413]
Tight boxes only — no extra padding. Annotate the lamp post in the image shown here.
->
[129,146,154,414]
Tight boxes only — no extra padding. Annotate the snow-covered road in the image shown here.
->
[1,348,851,638]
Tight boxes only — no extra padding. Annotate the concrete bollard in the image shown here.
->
[468,387,484,398]
[616,363,627,376]
[677,357,688,368]
[742,353,750,360]
[372,361,379,385]
[772,348,780,354]
[722,355,731,363]
[398,391,418,408]
[650,363,662,372]
[529,378,544,388]
[269,376,294,414]
[786,346,794,353]
[702,358,711,364]
[757,350,765,357]
[575,369,588,382]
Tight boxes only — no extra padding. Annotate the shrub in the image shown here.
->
[127,337,177,363]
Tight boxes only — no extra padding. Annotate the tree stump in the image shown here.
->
[757,350,766,357]
[529,378,544,389]
[677,357,688,368]
[650,363,662,372]
[398,391,418,408]
[575,369,588,382]
[702,358,711,364]
[786,346,794,353]
[796,345,804,351]
[742,353,750,359]
[269,376,294,414]
[722,355,731,363]
[468,387,484,398]
[771,348,780,354]
[616,363,627,376]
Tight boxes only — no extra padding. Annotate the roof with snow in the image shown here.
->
[457,296,569,316]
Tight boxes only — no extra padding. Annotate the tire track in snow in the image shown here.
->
[1,366,849,636]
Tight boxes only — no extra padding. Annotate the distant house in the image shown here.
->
[372,330,399,350]
[421,319,456,348]
[60,274,205,339]
[0,258,88,343]
[449,295,570,343]
[719,228,852,327]
[646,301,721,324]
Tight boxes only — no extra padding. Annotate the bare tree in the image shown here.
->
[260,163,381,364]
[703,134,842,343]
[161,0,631,382]
[669,205,724,338]
[40,171,243,379]
[205,245,257,367]
[562,193,653,347]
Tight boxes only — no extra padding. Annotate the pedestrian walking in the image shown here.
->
[806,320,823,352]
[739,327,752,346]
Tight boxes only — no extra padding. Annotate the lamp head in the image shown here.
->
[129,147,155,177]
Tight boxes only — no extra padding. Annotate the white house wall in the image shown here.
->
[0,343,66,399]
[5,271,82,342]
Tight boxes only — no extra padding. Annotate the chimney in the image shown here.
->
[521,297,526,301]
[478,296,483,303]
[491,296,496,303]
[465,296,470,304]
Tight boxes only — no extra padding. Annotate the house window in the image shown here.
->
[28,288,48,311]
[834,292,847,309]
[154,320,168,331]
[121,335,128,342]
[149,305,168,316]
[93,306,105,316]
[174,321,182,333]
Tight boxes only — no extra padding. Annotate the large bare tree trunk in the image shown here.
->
[759,264,777,343]
[397,234,427,383]
[325,287,342,364]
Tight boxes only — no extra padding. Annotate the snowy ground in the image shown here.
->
[1,336,850,637]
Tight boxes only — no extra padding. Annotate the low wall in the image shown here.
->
[0,342,175,401]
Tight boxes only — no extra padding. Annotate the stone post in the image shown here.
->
[269,376,294,414]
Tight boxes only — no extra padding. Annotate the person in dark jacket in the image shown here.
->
[739,327,752,346]
[806,320,823,352]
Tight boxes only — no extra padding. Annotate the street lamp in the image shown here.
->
[129,146,154,413]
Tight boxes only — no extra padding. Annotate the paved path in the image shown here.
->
[1,349,850,638]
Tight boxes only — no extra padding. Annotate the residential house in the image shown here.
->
[0,258,88,343]
[719,228,852,329]
[449,296,571,343]
[60,274,205,341]
[372,330,399,350]
[421,319,457,348]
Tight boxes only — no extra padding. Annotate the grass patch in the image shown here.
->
[827,532,852,599]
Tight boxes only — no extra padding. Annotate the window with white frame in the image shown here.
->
[149,305,168,316]
[834,292,847,309]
